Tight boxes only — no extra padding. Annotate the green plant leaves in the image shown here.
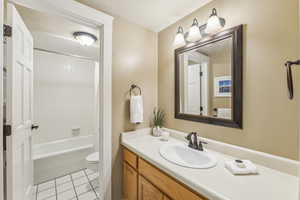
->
[153,107,165,127]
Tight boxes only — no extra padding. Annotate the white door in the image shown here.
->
[6,3,34,200]
[185,62,210,115]
[186,64,201,115]
[200,62,209,116]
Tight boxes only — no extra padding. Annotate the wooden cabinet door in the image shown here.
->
[123,162,138,200]
[139,176,164,200]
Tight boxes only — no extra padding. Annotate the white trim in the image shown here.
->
[99,24,113,200]
[6,1,113,200]
[0,0,4,199]
[9,0,113,27]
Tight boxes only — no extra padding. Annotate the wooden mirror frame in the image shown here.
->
[175,25,243,129]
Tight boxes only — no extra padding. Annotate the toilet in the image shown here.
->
[86,151,99,172]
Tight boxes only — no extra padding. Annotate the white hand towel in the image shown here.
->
[225,160,258,175]
[130,95,143,124]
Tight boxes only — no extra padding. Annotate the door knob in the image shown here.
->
[31,124,39,130]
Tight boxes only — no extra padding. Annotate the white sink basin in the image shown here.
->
[159,143,217,169]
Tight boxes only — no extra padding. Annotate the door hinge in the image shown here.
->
[200,72,203,76]
[3,125,12,136]
[3,25,12,37]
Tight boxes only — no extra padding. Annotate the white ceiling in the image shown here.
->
[76,0,213,32]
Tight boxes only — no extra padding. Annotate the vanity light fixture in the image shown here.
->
[187,18,202,42]
[73,31,97,46]
[205,8,225,34]
[173,26,186,48]
[173,8,226,48]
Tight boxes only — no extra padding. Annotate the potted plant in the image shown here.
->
[152,107,165,137]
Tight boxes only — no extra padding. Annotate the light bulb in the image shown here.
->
[187,18,201,42]
[76,35,95,46]
[205,8,223,34]
[73,32,97,46]
[173,26,186,48]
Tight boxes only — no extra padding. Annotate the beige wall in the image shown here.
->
[158,0,300,160]
[111,17,157,200]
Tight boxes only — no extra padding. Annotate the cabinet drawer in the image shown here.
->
[138,158,207,200]
[123,148,138,169]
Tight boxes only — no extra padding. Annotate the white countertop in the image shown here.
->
[121,130,298,200]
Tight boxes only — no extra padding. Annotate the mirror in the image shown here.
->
[175,25,243,128]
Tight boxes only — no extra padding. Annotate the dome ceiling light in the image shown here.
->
[73,31,97,46]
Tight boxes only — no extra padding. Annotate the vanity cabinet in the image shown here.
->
[122,147,208,200]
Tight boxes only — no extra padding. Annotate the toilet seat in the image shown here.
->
[86,152,99,163]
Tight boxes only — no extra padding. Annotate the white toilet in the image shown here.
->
[86,151,99,172]
[85,151,100,194]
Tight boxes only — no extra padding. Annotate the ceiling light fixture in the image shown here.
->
[173,26,186,48]
[205,8,225,34]
[187,18,202,42]
[73,31,97,46]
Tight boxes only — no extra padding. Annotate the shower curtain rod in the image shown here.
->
[34,48,96,62]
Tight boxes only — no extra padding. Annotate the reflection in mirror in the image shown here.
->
[178,37,232,120]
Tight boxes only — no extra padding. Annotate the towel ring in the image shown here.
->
[130,84,142,96]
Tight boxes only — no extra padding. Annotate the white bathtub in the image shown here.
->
[33,135,94,184]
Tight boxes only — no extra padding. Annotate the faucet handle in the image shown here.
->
[198,140,207,151]
[185,132,193,140]
[185,132,194,148]
[193,132,198,149]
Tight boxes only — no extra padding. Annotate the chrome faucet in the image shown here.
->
[185,132,207,151]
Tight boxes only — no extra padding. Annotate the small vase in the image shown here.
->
[152,126,161,137]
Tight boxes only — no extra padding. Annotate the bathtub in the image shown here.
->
[33,135,94,184]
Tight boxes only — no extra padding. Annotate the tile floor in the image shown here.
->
[33,169,100,200]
